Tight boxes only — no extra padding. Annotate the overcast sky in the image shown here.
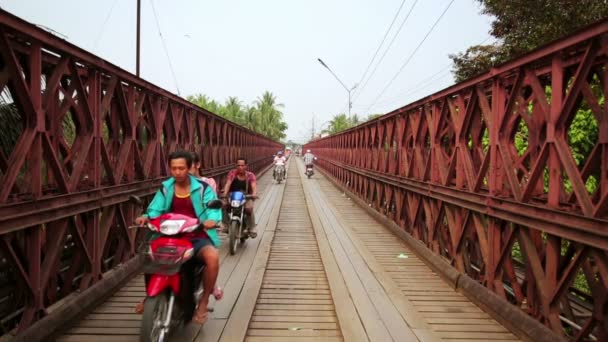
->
[1,0,493,143]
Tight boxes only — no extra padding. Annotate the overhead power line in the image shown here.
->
[92,0,119,51]
[366,0,455,112]
[353,0,407,95]
[352,0,419,103]
[149,0,182,96]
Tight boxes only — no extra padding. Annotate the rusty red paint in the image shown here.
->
[0,10,281,334]
[306,19,608,341]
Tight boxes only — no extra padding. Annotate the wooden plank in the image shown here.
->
[247,329,341,337]
[74,320,141,328]
[253,310,336,317]
[309,173,441,342]
[83,314,142,321]
[436,331,518,339]
[430,324,508,332]
[251,315,337,323]
[258,294,332,299]
[300,160,419,342]
[218,173,285,341]
[256,299,334,305]
[297,166,370,342]
[64,327,139,334]
[213,183,279,319]
[426,318,502,324]
[245,337,343,342]
[56,335,139,342]
[193,318,227,342]
[311,163,521,342]
[248,322,338,330]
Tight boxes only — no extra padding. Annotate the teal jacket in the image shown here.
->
[144,174,222,246]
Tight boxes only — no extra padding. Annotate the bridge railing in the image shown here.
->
[0,10,281,336]
[306,20,608,341]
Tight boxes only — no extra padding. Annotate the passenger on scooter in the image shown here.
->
[190,152,218,194]
[134,151,221,325]
[221,157,258,238]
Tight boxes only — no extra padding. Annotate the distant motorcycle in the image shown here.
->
[274,164,286,184]
[224,191,256,255]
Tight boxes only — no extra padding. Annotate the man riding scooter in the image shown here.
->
[273,151,287,182]
[134,151,221,325]
[221,157,258,238]
[303,149,316,173]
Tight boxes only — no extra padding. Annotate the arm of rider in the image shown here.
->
[134,187,165,225]
[250,181,258,199]
[221,179,232,198]
[200,185,222,229]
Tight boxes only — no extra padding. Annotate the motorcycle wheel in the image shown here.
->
[140,294,168,342]
[229,221,239,255]
[307,173,311,179]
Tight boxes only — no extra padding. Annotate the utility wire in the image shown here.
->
[92,0,119,52]
[366,0,454,112]
[352,0,419,102]
[361,64,451,108]
[365,35,492,111]
[149,0,181,96]
[353,0,407,95]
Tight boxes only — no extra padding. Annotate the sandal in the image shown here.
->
[192,308,209,325]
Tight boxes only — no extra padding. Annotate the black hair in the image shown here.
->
[190,152,201,163]
[168,150,193,168]
[236,157,248,164]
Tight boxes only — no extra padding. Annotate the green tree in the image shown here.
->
[322,114,351,135]
[366,113,383,121]
[254,91,288,141]
[221,96,245,125]
[187,91,288,142]
[187,94,221,113]
[450,0,608,82]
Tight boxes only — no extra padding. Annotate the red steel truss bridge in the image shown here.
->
[1,8,606,342]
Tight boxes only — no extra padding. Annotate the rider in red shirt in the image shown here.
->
[221,157,258,237]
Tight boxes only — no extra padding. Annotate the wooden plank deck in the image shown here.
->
[242,164,344,342]
[55,159,524,341]
[302,159,521,342]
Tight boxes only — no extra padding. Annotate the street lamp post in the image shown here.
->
[317,58,357,119]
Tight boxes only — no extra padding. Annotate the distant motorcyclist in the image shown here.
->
[221,157,258,238]
[273,151,287,179]
[303,149,316,171]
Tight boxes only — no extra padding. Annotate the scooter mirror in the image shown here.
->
[206,199,223,209]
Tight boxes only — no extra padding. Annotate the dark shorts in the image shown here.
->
[190,238,215,255]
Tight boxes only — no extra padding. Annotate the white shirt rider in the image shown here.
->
[273,155,286,166]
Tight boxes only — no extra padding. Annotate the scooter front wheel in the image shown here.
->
[140,295,169,342]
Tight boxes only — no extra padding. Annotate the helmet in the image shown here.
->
[306,149,311,153]
[278,151,283,155]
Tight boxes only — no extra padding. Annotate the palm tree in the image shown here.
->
[187,94,221,113]
[187,91,288,141]
[322,113,351,135]
[222,97,244,124]
[255,91,287,141]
